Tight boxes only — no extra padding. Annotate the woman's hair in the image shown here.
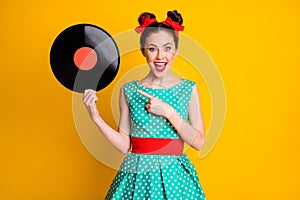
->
[137,10,184,50]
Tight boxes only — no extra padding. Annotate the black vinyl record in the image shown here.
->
[50,24,120,93]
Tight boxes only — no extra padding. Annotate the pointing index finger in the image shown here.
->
[137,89,154,99]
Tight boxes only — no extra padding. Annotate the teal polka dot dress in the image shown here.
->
[105,79,206,200]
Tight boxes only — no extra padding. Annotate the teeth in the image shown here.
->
[154,63,166,67]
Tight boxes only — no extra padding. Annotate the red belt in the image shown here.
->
[131,137,183,155]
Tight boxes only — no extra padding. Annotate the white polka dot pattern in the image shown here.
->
[105,79,206,199]
[125,79,194,139]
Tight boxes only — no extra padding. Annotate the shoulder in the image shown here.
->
[122,80,138,98]
[122,80,138,91]
[181,79,199,103]
[180,79,196,91]
[182,78,195,86]
[123,80,138,88]
[184,79,199,95]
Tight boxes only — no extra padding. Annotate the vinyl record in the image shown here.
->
[50,24,120,93]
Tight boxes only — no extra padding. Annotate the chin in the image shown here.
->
[151,65,171,77]
[152,69,169,78]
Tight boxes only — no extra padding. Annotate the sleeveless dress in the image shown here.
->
[105,79,206,200]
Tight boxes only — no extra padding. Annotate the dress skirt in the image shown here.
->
[105,153,206,200]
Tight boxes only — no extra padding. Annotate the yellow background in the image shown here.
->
[1,0,299,199]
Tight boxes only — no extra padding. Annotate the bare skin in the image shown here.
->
[83,30,205,153]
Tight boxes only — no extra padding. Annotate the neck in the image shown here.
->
[141,73,176,88]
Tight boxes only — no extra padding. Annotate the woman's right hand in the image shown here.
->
[83,89,100,122]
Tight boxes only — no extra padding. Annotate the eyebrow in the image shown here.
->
[146,43,173,47]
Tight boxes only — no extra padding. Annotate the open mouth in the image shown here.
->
[154,62,167,72]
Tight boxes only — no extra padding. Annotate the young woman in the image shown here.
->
[83,10,206,199]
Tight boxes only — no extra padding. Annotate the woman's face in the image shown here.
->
[142,30,178,78]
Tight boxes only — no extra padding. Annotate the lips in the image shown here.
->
[154,62,167,72]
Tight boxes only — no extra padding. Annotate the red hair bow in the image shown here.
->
[162,17,185,36]
[135,16,157,34]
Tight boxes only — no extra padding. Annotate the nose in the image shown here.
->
[156,48,163,59]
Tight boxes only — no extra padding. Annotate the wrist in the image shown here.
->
[92,114,101,124]
[165,105,176,120]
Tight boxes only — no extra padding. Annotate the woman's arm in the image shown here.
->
[137,84,205,151]
[167,84,206,150]
[83,87,131,154]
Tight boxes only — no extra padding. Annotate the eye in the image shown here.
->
[148,47,156,52]
[164,46,172,52]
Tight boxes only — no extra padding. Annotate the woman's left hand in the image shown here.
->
[137,89,174,118]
